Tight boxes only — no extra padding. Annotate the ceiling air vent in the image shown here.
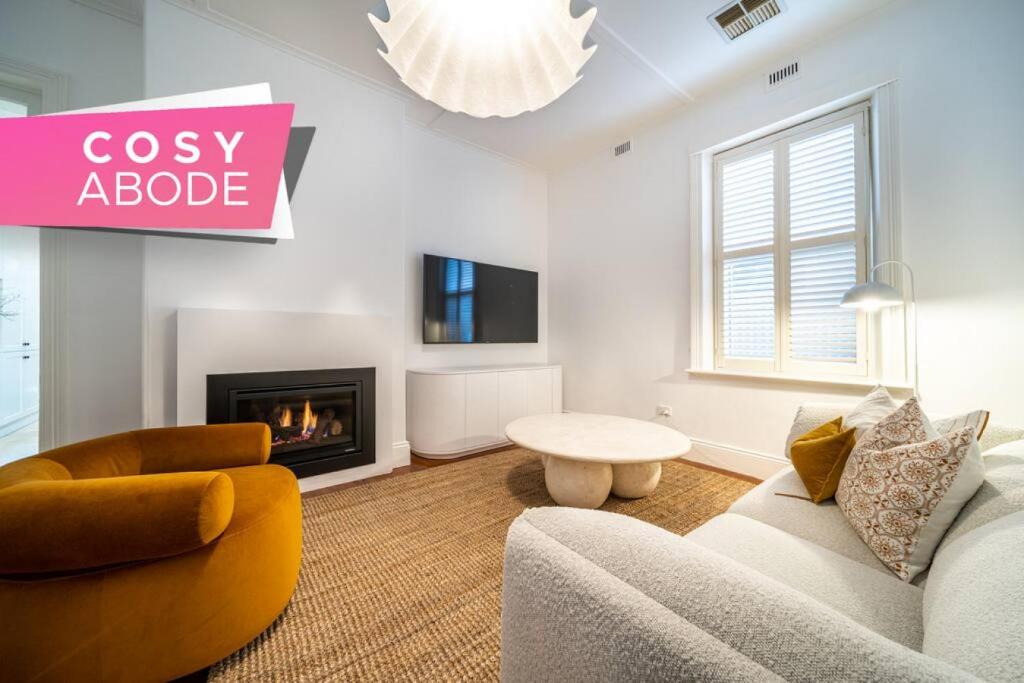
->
[613,139,632,158]
[709,0,786,42]
[766,59,800,90]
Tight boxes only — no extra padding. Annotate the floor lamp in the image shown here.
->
[839,260,918,397]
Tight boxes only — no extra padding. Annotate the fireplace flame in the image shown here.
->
[276,401,319,436]
[302,400,317,433]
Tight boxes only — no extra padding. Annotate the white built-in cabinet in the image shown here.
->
[0,228,40,437]
[408,364,562,458]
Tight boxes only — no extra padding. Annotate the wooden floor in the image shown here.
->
[303,446,759,499]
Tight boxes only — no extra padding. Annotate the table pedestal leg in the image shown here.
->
[611,462,662,498]
[544,456,612,509]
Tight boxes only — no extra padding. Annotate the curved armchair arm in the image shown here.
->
[136,423,271,474]
[0,471,234,574]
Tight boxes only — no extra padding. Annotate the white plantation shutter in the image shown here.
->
[789,242,857,361]
[721,253,775,359]
[721,151,774,251]
[789,125,858,240]
[714,103,869,377]
[718,149,776,362]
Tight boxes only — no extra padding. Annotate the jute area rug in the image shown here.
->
[211,448,755,682]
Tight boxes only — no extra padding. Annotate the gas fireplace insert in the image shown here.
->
[206,367,375,477]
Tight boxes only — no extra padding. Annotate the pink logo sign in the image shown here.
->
[0,103,294,230]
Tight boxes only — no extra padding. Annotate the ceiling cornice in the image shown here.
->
[71,0,143,25]
[590,17,694,104]
[161,0,412,105]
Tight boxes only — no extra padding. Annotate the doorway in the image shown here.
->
[0,84,42,464]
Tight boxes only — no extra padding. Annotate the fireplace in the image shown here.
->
[207,368,375,477]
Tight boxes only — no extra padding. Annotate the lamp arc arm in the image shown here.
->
[869,259,915,302]
[868,259,918,397]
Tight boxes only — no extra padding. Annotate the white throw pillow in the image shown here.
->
[842,385,900,439]
[836,397,985,582]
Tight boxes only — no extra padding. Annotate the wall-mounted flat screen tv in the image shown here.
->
[422,254,538,344]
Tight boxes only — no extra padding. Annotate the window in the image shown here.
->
[712,102,870,378]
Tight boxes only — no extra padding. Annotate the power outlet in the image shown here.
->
[656,405,673,418]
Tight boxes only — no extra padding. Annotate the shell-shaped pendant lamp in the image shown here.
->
[369,0,598,118]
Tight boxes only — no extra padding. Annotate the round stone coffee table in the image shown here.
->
[505,413,692,509]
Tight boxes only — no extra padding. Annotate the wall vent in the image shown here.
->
[708,0,785,42]
[613,139,632,158]
[766,59,800,90]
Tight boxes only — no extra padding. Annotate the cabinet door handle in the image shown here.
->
[22,355,30,360]
[22,342,30,346]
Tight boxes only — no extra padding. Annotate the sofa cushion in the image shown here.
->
[789,416,856,503]
[934,453,1024,554]
[784,402,1016,460]
[985,438,1024,456]
[922,510,1024,682]
[837,422,984,582]
[785,403,850,459]
[933,410,989,440]
[728,467,891,574]
[980,426,1024,453]
[686,513,924,649]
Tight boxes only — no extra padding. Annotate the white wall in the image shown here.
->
[0,0,145,444]
[144,0,550,470]
[404,124,549,370]
[143,0,406,451]
[549,0,1024,471]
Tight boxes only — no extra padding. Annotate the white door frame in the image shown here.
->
[0,53,69,451]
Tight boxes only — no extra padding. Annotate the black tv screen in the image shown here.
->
[423,254,538,344]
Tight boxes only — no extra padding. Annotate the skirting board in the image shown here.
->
[411,439,514,460]
[683,438,789,482]
[298,441,411,493]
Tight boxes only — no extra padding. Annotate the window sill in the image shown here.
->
[685,368,913,391]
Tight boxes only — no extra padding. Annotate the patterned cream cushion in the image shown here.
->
[836,398,985,581]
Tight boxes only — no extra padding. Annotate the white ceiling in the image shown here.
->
[130,0,899,169]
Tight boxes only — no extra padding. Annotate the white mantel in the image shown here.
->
[175,308,409,491]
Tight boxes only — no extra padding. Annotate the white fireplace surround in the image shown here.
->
[175,308,408,492]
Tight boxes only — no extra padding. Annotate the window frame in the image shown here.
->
[711,101,871,379]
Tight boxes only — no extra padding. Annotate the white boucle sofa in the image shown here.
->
[500,404,1024,682]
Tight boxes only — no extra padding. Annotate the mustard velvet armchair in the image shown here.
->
[0,423,302,682]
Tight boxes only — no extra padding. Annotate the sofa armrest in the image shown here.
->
[0,471,234,574]
[135,423,271,474]
[502,508,974,683]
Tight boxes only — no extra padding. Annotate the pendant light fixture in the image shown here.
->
[369,0,598,119]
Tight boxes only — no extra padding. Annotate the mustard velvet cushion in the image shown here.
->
[0,424,301,683]
[790,417,857,503]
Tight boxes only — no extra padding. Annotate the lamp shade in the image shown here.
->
[839,281,904,311]
[369,0,597,118]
